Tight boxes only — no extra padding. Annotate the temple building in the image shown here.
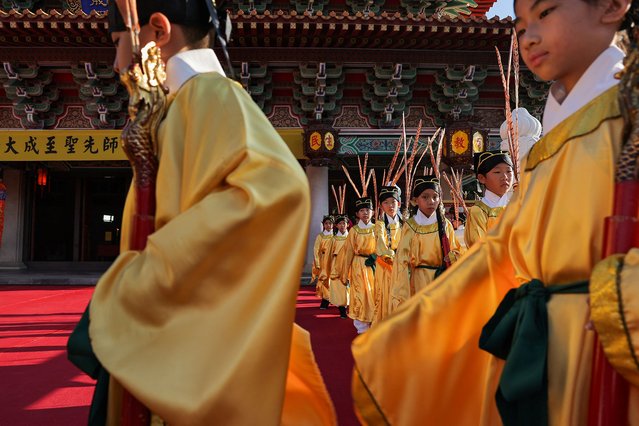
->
[0,0,549,271]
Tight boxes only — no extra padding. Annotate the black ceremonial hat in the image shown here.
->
[108,0,214,32]
[473,150,513,176]
[412,176,440,198]
[322,215,335,224]
[354,197,373,210]
[334,214,348,224]
[379,185,401,203]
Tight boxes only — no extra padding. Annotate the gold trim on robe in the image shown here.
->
[464,201,506,248]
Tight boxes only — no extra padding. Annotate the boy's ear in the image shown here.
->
[477,174,487,185]
[600,0,632,25]
[147,12,172,47]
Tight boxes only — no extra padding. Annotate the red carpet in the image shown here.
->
[295,287,359,426]
[0,285,95,426]
[0,285,359,425]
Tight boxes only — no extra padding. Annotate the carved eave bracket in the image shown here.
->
[0,61,63,129]
[293,62,344,125]
[71,62,128,129]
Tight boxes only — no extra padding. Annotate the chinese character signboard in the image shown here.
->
[82,0,108,13]
[442,125,488,169]
[0,130,126,161]
[303,125,339,166]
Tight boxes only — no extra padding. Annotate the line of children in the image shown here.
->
[464,150,514,248]
[351,0,639,423]
[312,215,335,309]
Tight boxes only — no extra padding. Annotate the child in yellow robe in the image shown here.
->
[328,214,350,319]
[372,186,402,325]
[465,150,514,248]
[389,176,462,312]
[351,0,639,424]
[67,2,336,425]
[313,215,334,309]
[338,197,377,334]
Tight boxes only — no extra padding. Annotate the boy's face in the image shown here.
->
[357,208,372,223]
[381,197,399,218]
[414,188,440,217]
[478,163,514,197]
[514,0,616,93]
[336,221,348,233]
[323,220,334,232]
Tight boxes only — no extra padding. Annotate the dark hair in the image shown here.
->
[621,0,639,44]
[179,24,212,48]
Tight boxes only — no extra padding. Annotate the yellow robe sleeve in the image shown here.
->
[282,324,338,426]
[88,73,317,425]
[319,237,334,282]
[590,248,639,387]
[312,234,322,278]
[389,222,415,312]
[444,218,464,263]
[339,232,356,283]
[375,221,395,259]
[465,204,488,249]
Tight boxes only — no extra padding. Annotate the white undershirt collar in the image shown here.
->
[385,213,399,225]
[358,220,373,229]
[543,45,624,134]
[165,48,226,95]
[481,189,510,209]
[337,230,348,236]
[414,209,437,226]
[322,230,332,236]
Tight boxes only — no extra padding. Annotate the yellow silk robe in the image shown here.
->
[352,87,639,425]
[372,220,402,325]
[313,233,334,300]
[329,233,349,307]
[338,224,377,323]
[389,217,462,312]
[88,72,334,425]
[464,201,507,248]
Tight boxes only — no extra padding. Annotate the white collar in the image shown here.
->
[337,230,348,236]
[322,230,333,236]
[385,213,399,225]
[414,209,437,226]
[165,49,226,95]
[358,220,373,229]
[542,45,624,134]
[481,190,510,208]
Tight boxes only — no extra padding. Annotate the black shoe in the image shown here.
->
[319,299,329,310]
[338,306,348,319]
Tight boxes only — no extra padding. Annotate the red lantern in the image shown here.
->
[37,168,47,187]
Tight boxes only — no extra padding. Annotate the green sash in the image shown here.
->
[479,279,589,426]
[67,304,109,426]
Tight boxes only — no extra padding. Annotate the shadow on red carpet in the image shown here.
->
[1,285,360,425]
[0,285,95,426]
